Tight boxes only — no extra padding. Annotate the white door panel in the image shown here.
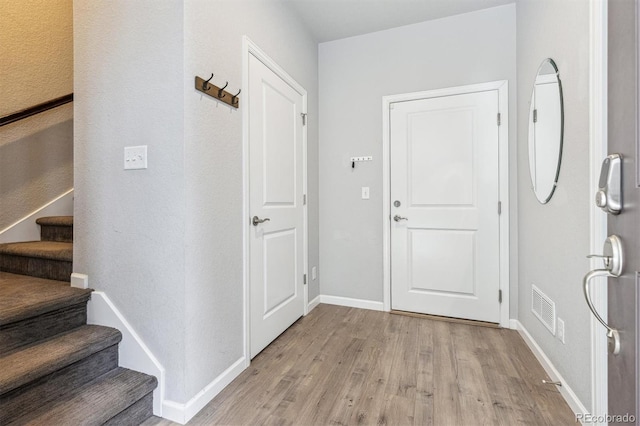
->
[249,54,304,359]
[390,90,500,323]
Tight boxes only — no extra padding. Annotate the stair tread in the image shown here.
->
[0,325,121,395]
[0,271,91,325]
[15,367,157,426]
[0,241,72,261]
[35,216,73,227]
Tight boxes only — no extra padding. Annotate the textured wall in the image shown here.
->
[74,0,187,401]
[0,0,73,230]
[318,5,517,310]
[75,0,318,405]
[183,0,319,399]
[516,0,591,406]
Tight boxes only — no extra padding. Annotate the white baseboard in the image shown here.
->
[509,318,518,330]
[514,320,589,420]
[162,357,246,424]
[307,295,321,312]
[0,189,74,243]
[87,291,165,417]
[319,295,384,311]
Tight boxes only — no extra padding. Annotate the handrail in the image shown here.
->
[0,94,73,127]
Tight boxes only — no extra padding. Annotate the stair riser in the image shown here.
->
[0,256,71,282]
[104,392,154,426]
[0,345,119,424]
[40,225,73,243]
[0,304,87,356]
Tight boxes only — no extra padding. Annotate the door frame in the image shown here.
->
[589,0,608,420]
[241,36,309,366]
[382,80,510,328]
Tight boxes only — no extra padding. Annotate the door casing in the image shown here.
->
[242,36,309,366]
[382,81,510,327]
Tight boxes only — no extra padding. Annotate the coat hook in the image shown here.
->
[218,81,228,98]
[202,73,214,91]
[232,89,241,105]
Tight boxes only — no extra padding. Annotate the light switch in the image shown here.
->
[124,145,148,170]
[362,187,370,199]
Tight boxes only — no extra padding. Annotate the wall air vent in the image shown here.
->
[531,284,556,335]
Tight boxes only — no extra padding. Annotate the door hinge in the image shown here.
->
[499,289,503,303]
[497,113,501,126]
[498,201,502,215]
[533,109,538,123]
[303,274,307,285]
[303,194,307,205]
[301,113,307,125]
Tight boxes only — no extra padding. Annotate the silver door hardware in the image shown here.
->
[498,289,502,303]
[583,235,624,354]
[394,200,401,207]
[497,113,501,126]
[498,201,502,215]
[393,215,408,222]
[303,194,307,205]
[595,154,622,215]
[252,216,270,226]
[303,274,307,285]
[542,380,562,387]
[301,113,307,125]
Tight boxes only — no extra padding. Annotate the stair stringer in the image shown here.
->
[87,290,165,416]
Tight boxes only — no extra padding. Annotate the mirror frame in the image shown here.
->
[528,58,565,204]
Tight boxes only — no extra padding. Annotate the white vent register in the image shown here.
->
[531,284,556,334]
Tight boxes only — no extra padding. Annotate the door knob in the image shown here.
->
[252,216,270,226]
[583,235,623,354]
[393,215,408,222]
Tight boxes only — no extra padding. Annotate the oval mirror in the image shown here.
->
[528,58,564,203]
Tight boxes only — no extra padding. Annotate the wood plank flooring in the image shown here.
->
[144,304,575,425]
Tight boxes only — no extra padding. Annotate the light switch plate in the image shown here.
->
[311,266,317,280]
[124,145,148,170]
[362,187,370,199]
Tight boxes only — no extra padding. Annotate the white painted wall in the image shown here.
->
[318,5,517,315]
[74,0,187,402]
[183,0,319,400]
[516,0,591,406]
[0,0,73,230]
[74,0,318,409]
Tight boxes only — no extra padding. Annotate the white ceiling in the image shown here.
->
[285,0,515,43]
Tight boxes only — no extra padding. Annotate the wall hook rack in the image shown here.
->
[195,75,240,109]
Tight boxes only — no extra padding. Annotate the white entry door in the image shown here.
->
[248,53,305,358]
[390,89,501,323]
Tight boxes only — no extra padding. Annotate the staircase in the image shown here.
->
[0,216,158,425]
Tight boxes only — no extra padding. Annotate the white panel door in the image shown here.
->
[390,90,500,323]
[249,54,304,358]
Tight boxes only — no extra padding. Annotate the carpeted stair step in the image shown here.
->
[10,367,157,426]
[0,241,72,281]
[0,325,122,423]
[0,271,92,355]
[36,216,73,243]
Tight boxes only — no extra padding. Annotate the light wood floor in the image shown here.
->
[146,304,575,425]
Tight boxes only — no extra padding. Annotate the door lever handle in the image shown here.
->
[393,215,408,222]
[252,216,270,226]
[582,234,624,355]
[583,269,620,355]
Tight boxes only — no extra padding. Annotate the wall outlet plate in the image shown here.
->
[557,318,565,344]
[124,145,148,170]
